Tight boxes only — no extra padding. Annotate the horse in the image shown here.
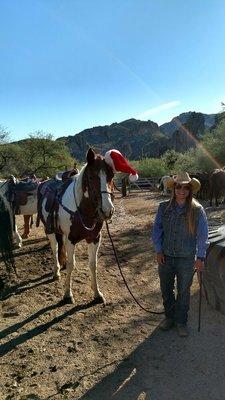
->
[158,175,171,196]
[0,178,38,247]
[37,148,115,304]
[0,191,16,275]
[209,169,225,207]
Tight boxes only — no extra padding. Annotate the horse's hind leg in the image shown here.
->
[47,233,61,280]
[57,234,67,270]
[64,239,75,304]
[88,240,106,304]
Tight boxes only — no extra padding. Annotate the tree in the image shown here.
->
[202,119,225,168]
[0,125,10,144]
[162,150,180,171]
[131,157,167,177]
[0,131,76,178]
[171,148,199,174]
[16,131,75,177]
[0,143,23,177]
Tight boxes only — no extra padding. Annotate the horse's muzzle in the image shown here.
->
[98,206,114,221]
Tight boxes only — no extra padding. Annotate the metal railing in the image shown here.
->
[115,177,160,193]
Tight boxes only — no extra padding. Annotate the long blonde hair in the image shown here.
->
[170,186,201,235]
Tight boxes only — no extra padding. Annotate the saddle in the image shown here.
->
[14,180,38,192]
[38,178,73,234]
[7,179,39,214]
[55,167,79,182]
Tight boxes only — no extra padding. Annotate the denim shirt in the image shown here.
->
[152,200,209,258]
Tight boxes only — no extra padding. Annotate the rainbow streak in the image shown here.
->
[173,117,222,170]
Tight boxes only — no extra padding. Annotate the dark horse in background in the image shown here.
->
[209,169,225,207]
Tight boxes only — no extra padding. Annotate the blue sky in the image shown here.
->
[1,0,225,141]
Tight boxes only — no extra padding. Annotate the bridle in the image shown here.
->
[100,187,115,200]
[67,165,114,231]
[82,163,114,204]
[57,160,114,232]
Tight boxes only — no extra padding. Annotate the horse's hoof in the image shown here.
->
[14,243,22,249]
[93,296,106,306]
[60,262,67,271]
[63,295,75,304]
[21,234,28,239]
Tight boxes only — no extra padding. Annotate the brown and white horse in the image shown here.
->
[37,148,114,304]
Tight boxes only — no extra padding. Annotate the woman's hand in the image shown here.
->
[156,252,165,265]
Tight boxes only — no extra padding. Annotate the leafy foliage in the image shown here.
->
[131,157,167,177]
[161,150,180,172]
[0,144,23,176]
[202,118,225,168]
[171,148,199,174]
[0,125,10,144]
[0,131,75,178]
[132,117,225,177]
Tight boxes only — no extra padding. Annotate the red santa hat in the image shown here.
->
[104,149,139,182]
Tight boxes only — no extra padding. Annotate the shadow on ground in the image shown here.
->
[79,292,225,400]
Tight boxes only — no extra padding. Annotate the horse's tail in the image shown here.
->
[0,194,16,275]
[55,233,67,268]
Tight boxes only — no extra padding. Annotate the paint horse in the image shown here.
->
[37,148,115,304]
[0,177,38,248]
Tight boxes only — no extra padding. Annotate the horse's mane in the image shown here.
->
[74,163,86,195]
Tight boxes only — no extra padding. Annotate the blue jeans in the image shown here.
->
[158,255,195,325]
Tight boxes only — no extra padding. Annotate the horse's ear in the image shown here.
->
[86,148,95,165]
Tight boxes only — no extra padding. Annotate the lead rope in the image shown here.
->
[198,271,203,332]
[105,221,197,315]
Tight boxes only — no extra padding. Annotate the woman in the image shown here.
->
[152,172,208,337]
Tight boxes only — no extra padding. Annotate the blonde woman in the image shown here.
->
[152,172,208,337]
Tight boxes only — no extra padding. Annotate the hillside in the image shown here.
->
[57,111,217,161]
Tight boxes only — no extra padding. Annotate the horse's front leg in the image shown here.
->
[47,233,61,280]
[14,224,22,248]
[88,239,106,305]
[64,239,75,304]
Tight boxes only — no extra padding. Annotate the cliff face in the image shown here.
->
[60,118,170,161]
[169,112,206,152]
[57,112,217,161]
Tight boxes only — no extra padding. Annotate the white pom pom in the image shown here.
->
[105,150,116,171]
[129,173,138,182]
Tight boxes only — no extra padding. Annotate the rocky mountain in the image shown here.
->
[160,111,216,138]
[58,111,218,161]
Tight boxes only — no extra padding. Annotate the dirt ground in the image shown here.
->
[1,191,225,400]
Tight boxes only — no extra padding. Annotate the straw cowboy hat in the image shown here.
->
[166,172,201,194]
